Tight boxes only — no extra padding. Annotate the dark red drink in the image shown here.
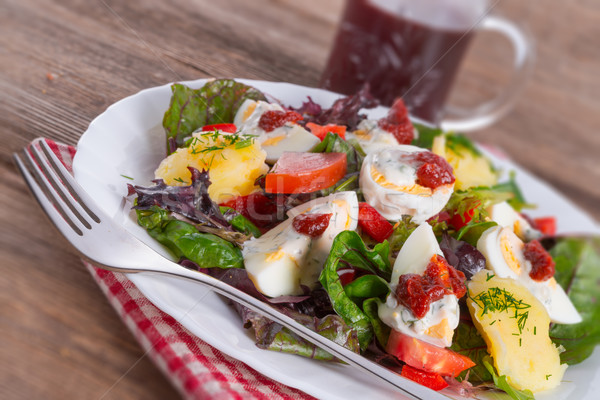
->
[320,0,476,124]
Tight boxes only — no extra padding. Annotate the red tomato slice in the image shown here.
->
[265,152,347,194]
[401,365,449,391]
[386,330,475,377]
[201,123,237,133]
[219,192,278,229]
[533,216,557,236]
[358,202,393,242]
[305,122,347,141]
[448,204,478,230]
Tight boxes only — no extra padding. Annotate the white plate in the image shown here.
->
[73,79,600,400]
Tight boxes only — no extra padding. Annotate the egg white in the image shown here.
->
[347,119,404,154]
[234,99,319,163]
[477,226,582,324]
[488,201,541,241]
[360,146,454,223]
[242,191,358,297]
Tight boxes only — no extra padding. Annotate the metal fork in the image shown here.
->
[14,138,446,400]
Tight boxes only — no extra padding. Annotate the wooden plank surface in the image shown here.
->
[1,0,598,398]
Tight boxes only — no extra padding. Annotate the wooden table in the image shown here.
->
[2,0,599,398]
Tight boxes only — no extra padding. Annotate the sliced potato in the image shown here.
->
[432,135,497,190]
[155,131,269,203]
[467,270,567,393]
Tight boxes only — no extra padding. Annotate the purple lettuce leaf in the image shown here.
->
[237,305,360,361]
[292,84,379,130]
[440,234,486,279]
[128,167,231,230]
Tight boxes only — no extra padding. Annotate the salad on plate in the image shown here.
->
[126,78,600,399]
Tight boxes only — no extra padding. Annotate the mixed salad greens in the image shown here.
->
[127,79,600,399]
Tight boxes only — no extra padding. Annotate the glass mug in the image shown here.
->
[319,0,533,131]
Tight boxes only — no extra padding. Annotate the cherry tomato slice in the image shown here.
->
[305,122,347,141]
[358,202,393,242]
[265,152,347,194]
[533,216,557,236]
[201,123,237,133]
[386,330,475,377]
[401,365,449,391]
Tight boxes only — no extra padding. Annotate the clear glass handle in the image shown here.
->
[440,15,535,132]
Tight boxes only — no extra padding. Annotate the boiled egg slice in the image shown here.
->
[242,217,311,297]
[287,191,359,286]
[477,226,582,324]
[360,146,454,223]
[243,191,358,297]
[379,223,460,348]
[347,119,405,154]
[488,201,541,241]
[234,99,319,163]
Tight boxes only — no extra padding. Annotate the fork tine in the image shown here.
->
[37,138,101,223]
[28,141,92,230]
[14,151,84,237]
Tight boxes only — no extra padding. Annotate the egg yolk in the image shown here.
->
[370,166,433,195]
[500,234,524,275]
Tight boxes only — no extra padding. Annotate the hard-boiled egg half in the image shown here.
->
[379,223,461,348]
[347,119,408,154]
[234,99,319,163]
[360,146,454,223]
[242,191,358,297]
[477,226,582,324]
[487,201,541,241]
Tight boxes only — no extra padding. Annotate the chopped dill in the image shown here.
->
[546,374,552,380]
[489,320,496,326]
[188,130,257,156]
[120,174,134,180]
[173,177,185,183]
[534,326,537,335]
[486,272,495,281]
[470,286,532,335]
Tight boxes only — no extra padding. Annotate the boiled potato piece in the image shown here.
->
[467,270,566,393]
[432,135,497,190]
[155,130,269,203]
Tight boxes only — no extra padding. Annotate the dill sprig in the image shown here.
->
[188,129,257,156]
[469,287,532,335]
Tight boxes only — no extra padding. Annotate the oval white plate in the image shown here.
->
[73,79,600,400]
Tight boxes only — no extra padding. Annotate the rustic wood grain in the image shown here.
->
[1,0,598,398]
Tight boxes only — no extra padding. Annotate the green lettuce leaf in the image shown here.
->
[387,216,418,254]
[362,297,391,348]
[319,231,391,350]
[162,79,266,152]
[241,307,360,361]
[549,236,600,364]
[449,320,492,383]
[136,207,243,269]
[411,123,444,149]
[220,206,262,238]
[312,132,364,173]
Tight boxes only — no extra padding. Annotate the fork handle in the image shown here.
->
[90,256,443,400]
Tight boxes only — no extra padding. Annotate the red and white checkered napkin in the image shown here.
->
[46,139,314,400]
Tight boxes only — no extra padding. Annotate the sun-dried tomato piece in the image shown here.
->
[400,151,455,189]
[396,255,466,319]
[524,239,555,281]
[377,98,415,144]
[258,110,303,132]
[292,213,332,238]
